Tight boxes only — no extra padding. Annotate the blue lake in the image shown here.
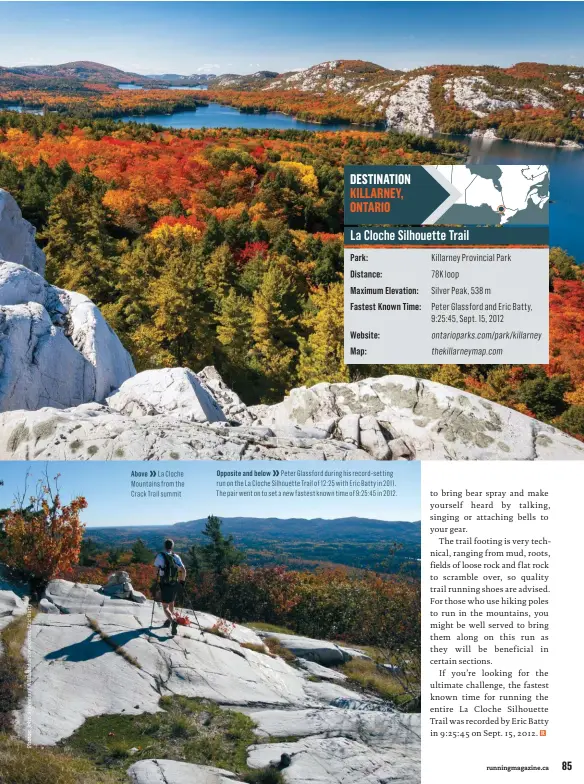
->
[3,105,43,115]
[121,101,375,133]
[117,83,208,91]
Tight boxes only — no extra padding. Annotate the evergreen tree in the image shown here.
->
[204,243,237,300]
[298,282,348,387]
[129,227,215,369]
[187,515,244,613]
[43,172,118,303]
[250,262,297,399]
[200,215,224,255]
[79,537,100,567]
[132,538,153,565]
[107,548,123,567]
[217,288,253,360]
[198,515,244,578]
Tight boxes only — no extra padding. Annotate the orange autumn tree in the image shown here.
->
[0,474,87,590]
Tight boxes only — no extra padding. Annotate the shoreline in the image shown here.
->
[466,129,583,150]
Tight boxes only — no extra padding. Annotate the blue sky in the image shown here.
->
[1,2,582,75]
[0,461,421,527]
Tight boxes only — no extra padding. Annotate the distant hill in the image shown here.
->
[145,73,216,85]
[4,57,582,140]
[86,516,421,574]
[211,70,279,89]
[0,60,167,89]
[172,515,420,543]
[208,59,584,138]
[88,516,420,543]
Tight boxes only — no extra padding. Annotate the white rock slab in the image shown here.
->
[385,75,435,137]
[0,302,96,412]
[64,289,136,401]
[18,580,317,744]
[249,706,420,750]
[43,581,265,646]
[0,189,46,275]
[107,368,226,423]
[0,405,369,460]
[0,261,46,307]
[0,262,134,412]
[248,735,419,784]
[14,576,420,784]
[297,658,348,682]
[252,375,584,461]
[260,632,369,666]
[127,760,238,784]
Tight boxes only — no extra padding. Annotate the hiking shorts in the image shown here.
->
[160,582,179,604]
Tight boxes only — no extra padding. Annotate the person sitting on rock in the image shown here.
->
[154,539,186,636]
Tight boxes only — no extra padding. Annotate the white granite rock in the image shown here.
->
[10,577,420,784]
[42,580,273,649]
[296,658,348,682]
[385,75,435,136]
[251,375,584,461]
[0,404,369,460]
[0,261,46,307]
[0,261,134,412]
[358,415,391,460]
[249,705,420,750]
[64,289,136,402]
[107,367,226,423]
[100,570,146,602]
[0,189,46,275]
[336,413,360,446]
[197,365,252,422]
[128,760,238,784]
[248,735,419,784]
[102,570,133,592]
[21,583,310,744]
[1,372,582,460]
[0,565,28,636]
[260,632,369,666]
[0,301,96,412]
[444,76,553,118]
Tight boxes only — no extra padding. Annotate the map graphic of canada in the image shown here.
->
[433,164,549,225]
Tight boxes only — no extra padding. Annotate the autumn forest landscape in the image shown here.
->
[1,50,584,436]
[0,3,583,783]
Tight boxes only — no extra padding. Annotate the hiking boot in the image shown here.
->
[171,620,178,636]
[162,619,171,628]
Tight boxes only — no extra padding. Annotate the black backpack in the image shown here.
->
[159,552,179,585]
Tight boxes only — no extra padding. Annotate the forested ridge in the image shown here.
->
[3,57,584,141]
[0,110,582,439]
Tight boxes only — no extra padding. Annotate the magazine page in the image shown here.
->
[0,2,582,783]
